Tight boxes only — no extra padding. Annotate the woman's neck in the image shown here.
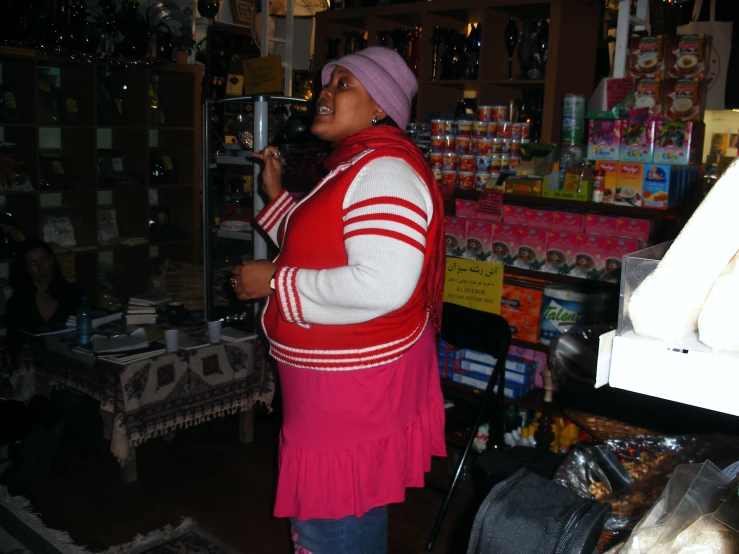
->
[35,282,49,295]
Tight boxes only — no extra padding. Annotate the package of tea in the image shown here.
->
[667,34,711,80]
[615,162,644,206]
[444,217,467,257]
[664,78,702,121]
[653,120,704,165]
[511,226,547,270]
[587,119,621,161]
[629,35,665,79]
[619,120,655,163]
[464,219,494,261]
[633,78,663,117]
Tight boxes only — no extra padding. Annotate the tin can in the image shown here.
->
[475,138,494,156]
[510,140,521,158]
[457,171,475,190]
[511,123,523,140]
[441,153,458,171]
[432,169,443,182]
[491,138,504,154]
[430,119,445,135]
[472,121,488,137]
[474,172,489,191]
[509,156,520,170]
[441,170,457,191]
[489,171,501,189]
[455,136,472,155]
[456,120,473,136]
[429,152,443,170]
[490,154,502,171]
[501,140,512,156]
[500,154,511,171]
[492,105,508,122]
[431,135,454,153]
[561,94,586,145]
[477,105,494,122]
[486,121,498,138]
[497,121,512,140]
[520,122,531,140]
[459,154,476,173]
[475,155,491,172]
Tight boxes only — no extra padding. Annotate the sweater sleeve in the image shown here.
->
[254,190,296,247]
[272,157,433,326]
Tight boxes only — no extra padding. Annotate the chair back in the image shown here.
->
[441,302,511,360]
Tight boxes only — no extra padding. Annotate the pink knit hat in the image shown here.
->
[321,46,418,129]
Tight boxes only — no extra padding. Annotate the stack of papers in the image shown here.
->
[129,294,171,307]
[221,328,258,343]
[91,328,149,354]
[125,304,157,326]
[65,311,123,329]
[99,344,166,365]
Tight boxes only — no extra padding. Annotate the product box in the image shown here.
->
[452,372,533,398]
[617,217,652,247]
[619,120,655,163]
[501,306,540,343]
[455,352,536,376]
[543,231,579,274]
[572,234,605,279]
[503,205,528,226]
[512,226,548,270]
[653,120,704,165]
[616,162,645,206]
[491,223,521,265]
[501,279,546,316]
[444,217,466,257]
[456,360,534,385]
[585,214,619,237]
[667,34,711,80]
[509,345,548,388]
[594,161,618,202]
[629,35,665,79]
[642,163,677,209]
[552,211,586,233]
[464,219,494,261]
[664,78,702,121]
[455,199,477,219]
[598,237,640,282]
[524,208,555,230]
[634,78,663,117]
[587,119,621,161]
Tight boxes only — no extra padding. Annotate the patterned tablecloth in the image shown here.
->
[15,334,275,461]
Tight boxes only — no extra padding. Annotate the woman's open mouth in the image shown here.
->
[316,105,334,116]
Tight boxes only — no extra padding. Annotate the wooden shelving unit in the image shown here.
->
[314,0,601,142]
[0,50,201,306]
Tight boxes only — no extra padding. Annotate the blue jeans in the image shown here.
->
[290,506,388,554]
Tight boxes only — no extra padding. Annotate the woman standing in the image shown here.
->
[232,47,446,553]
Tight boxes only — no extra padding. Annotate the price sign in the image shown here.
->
[443,258,503,314]
[243,55,283,95]
[476,189,503,218]
[606,77,635,110]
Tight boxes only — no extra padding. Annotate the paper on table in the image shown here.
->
[177,335,209,351]
[92,328,149,354]
[220,327,258,342]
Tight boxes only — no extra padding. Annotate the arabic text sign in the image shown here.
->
[443,258,503,314]
[243,55,283,95]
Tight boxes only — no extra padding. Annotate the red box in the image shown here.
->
[572,234,606,279]
[501,281,546,317]
[512,226,548,270]
[617,217,652,248]
[544,231,580,274]
[585,214,619,237]
[455,199,477,219]
[503,205,528,226]
[524,208,555,229]
[552,212,586,233]
[492,223,523,265]
[598,237,640,282]
[444,217,467,257]
[465,220,494,261]
[500,306,540,343]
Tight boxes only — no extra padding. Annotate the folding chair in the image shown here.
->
[426,302,512,552]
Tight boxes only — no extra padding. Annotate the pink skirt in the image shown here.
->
[273,324,447,521]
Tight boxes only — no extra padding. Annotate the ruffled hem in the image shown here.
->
[274,391,447,521]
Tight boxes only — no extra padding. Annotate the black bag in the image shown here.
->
[466,468,611,554]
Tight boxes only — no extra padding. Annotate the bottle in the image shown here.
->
[76,296,92,347]
[592,169,605,203]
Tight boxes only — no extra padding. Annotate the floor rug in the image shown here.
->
[0,487,241,554]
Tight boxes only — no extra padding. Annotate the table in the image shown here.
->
[14,334,275,482]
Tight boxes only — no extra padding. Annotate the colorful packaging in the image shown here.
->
[619,120,655,162]
[455,199,477,219]
[441,153,458,171]
[543,231,580,274]
[572,234,605,279]
[428,152,443,170]
[667,34,711,80]
[634,78,663,117]
[599,237,639,282]
[508,345,548,388]
[458,172,475,190]
[491,223,521,265]
[524,209,555,230]
[501,307,540,343]
[585,214,619,237]
[503,205,528,226]
[617,217,652,247]
[539,285,591,344]
[431,135,455,153]
[459,154,476,173]
[472,121,488,137]
[595,161,618,203]
[587,119,621,161]
[512,226,547,270]
[456,120,473,136]
[455,136,473,155]
[444,217,466,257]
[664,78,702,121]
[616,162,644,206]
[501,280,546,316]
[474,172,490,191]
[629,35,665,79]
[642,163,676,209]
[464,220,494,261]
[653,120,703,165]
[552,211,586,233]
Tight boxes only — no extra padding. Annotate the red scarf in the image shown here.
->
[325,126,445,332]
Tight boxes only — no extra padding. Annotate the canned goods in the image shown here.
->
[441,153,458,171]
[497,121,513,140]
[501,140,512,156]
[459,154,476,173]
[475,155,491,172]
[428,152,443,170]
[430,119,446,135]
[457,171,475,190]
[490,154,502,171]
[500,154,511,171]
[456,120,473,136]
[510,140,521,158]
[441,170,457,191]
[561,94,586,145]
[476,138,494,156]
[511,123,523,140]
[487,121,498,138]
[489,171,501,188]
[492,105,508,122]
[474,172,489,191]
[432,169,443,182]
[491,138,504,154]
[455,136,472,155]
[477,105,494,122]
[520,122,531,140]
[472,121,488,137]
[431,135,454,153]
[509,156,520,170]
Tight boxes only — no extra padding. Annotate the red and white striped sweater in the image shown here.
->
[255,149,439,370]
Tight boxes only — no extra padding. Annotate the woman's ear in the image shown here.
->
[373,107,388,122]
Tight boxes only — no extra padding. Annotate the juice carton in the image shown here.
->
[501,278,546,316]
[503,205,528,226]
[585,214,619,237]
[616,162,645,206]
[587,119,621,161]
[667,34,711,80]
[552,211,586,233]
[444,217,466,257]
[599,237,640,282]
[642,163,676,209]
[629,35,665,79]
[500,307,540,344]
[543,231,579,275]
[572,234,605,279]
[512,226,548,270]
[464,220,494,261]
[634,78,663,117]
[491,223,522,265]
[664,78,702,121]
[653,120,704,165]
[619,120,655,162]
[524,208,555,230]
[617,217,652,248]
[455,199,477,219]
[595,161,618,203]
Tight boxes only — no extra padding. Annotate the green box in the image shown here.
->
[541,171,592,202]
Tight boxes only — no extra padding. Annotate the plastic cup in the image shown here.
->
[207,320,222,344]
[164,329,179,353]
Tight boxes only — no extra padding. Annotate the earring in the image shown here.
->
[372,116,378,125]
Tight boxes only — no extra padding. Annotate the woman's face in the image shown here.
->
[311,67,382,143]
[26,248,53,287]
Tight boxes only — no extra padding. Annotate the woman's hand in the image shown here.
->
[251,146,284,202]
[232,260,277,300]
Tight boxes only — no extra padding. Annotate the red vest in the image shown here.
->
[262,148,442,370]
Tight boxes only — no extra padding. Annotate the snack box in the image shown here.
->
[553,211,586,233]
[455,350,536,376]
[452,372,533,398]
[509,345,548,388]
[667,34,711,81]
[585,214,619,237]
[571,234,606,280]
[464,219,494,261]
[501,306,540,344]
[598,237,640,283]
[525,208,555,230]
[664,78,703,122]
[634,78,663,117]
[619,120,655,163]
[615,162,645,207]
[444,217,466,257]
[501,279,546,316]
[653,120,704,165]
[491,223,522,265]
[617,217,652,247]
[503,205,528,226]
[595,161,618,203]
[587,119,621,161]
[642,163,678,209]
[629,35,665,79]
[543,231,580,275]
[455,199,478,219]
[456,360,535,384]
[511,226,548,271]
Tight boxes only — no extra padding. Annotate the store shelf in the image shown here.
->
[216,229,252,241]
[216,155,252,166]
[441,379,562,415]
[485,79,546,87]
[504,265,618,289]
[511,338,549,353]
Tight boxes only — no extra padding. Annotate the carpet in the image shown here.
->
[0,487,241,554]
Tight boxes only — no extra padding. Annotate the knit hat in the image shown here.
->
[321,46,417,129]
